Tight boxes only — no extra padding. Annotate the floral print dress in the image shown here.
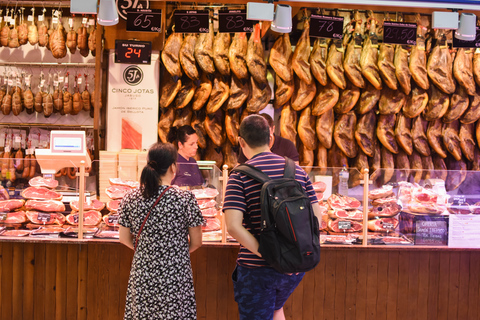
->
[118,185,204,320]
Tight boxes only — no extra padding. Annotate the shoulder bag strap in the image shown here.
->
[134,186,172,252]
[283,157,296,179]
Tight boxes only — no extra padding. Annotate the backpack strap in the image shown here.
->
[232,163,271,184]
[283,157,296,179]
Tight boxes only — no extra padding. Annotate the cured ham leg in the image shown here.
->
[206,73,229,114]
[312,82,339,116]
[427,30,455,94]
[403,84,428,118]
[423,85,449,121]
[376,114,398,154]
[394,45,411,95]
[298,106,317,151]
[280,103,297,145]
[247,77,271,113]
[274,74,294,109]
[333,81,360,114]
[246,24,267,84]
[213,32,231,76]
[427,119,448,158]
[192,73,212,111]
[179,34,199,80]
[459,123,476,162]
[360,15,382,90]
[442,120,463,161]
[461,88,480,124]
[355,110,376,157]
[291,76,316,111]
[292,19,313,84]
[454,48,476,96]
[443,85,469,123]
[227,75,249,110]
[356,83,380,114]
[161,33,183,78]
[310,38,329,86]
[194,22,215,74]
[229,33,249,79]
[343,13,365,88]
[394,112,413,155]
[316,108,334,149]
[269,33,293,82]
[378,87,406,115]
[334,112,358,158]
[411,115,430,156]
[326,40,346,89]
[378,41,397,90]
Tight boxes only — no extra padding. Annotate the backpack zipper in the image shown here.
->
[285,207,297,242]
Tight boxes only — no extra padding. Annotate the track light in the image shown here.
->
[455,13,477,41]
[97,0,119,26]
[271,4,292,33]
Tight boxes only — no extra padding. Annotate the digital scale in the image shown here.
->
[35,131,92,239]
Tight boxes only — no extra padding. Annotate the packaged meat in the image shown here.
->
[109,178,139,189]
[21,187,63,200]
[371,196,398,207]
[0,199,25,212]
[62,226,98,238]
[197,199,216,210]
[25,200,65,212]
[30,226,65,237]
[70,199,105,212]
[201,207,218,218]
[94,228,119,239]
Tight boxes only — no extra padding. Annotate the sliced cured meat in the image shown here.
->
[26,211,60,225]
[25,200,65,212]
[0,230,31,237]
[105,185,132,200]
[316,108,334,149]
[312,81,339,116]
[403,84,429,118]
[29,176,58,189]
[394,45,412,95]
[70,199,105,212]
[65,210,102,226]
[329,209,363,221]
[102,214,120,227]
[197,199,217,210]
[334,112,358,158]
[333,81,360,114]
[310,38,329,86]
[327,194,361,210]
[31,226,66,236]
[371,196,398,207]
[395,112,413,155]
[0,211,27,224]
[377,114,398,154]
[106,200,120,212]
[109,178,139,189]
[202,217,221,232]
[427,119,448,158]
[367,218,399,232]
[201,207,218,218]
[368,203,401,219]
[368,185,394,200]
[21,187,63,200]
[292,19,312,84]
[312,181,327,193]
[411,115,431,156]
[328,219,363,233]
[443,85,469,123]
[269,33,293,82]
[0,199,25,212]
[191,188,219,200]
[229,32,249,80]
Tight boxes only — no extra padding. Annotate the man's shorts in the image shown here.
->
[232,264,305,320]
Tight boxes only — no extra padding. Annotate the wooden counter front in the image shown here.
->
[0,239,479,320]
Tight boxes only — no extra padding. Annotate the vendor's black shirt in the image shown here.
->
[237,134,299,164]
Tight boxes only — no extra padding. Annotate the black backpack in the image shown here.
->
[233,157,321,274]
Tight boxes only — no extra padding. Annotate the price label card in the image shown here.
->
[40,79,45,86]
[8,79,13,86]
[14,135,21,143]
[108,215,119,224]
[218,9,254,33]
[127,9,162,33]
[82,17,88,24]
[174,10,210,33]
[310,14,344,39]
[52,17,59,24]
[37,212,52,223]
[53,80,58,87]
[77,77,82,84]
[27,15,33,22]
[452,195,467,206]
[453,27,480,48]
[382,222,395,230]
[68,18,73,28]
[0,212,7,221]
[25,77,30,86]
[383,21,416,45]
[38,15,44,22]
[58,76,64,82]
[338,220,352,230]
[89,19,95,26]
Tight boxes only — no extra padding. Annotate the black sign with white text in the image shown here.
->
[309,15,344,39]
[383,21,417,45]
[174,10,210,33]
[126,9,162,33]
[218,9,254,33]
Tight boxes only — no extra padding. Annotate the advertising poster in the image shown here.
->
[106,50,160,151]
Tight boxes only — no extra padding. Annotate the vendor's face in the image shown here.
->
[179,133,199,159]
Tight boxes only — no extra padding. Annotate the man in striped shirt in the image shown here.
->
[223,115,323,320]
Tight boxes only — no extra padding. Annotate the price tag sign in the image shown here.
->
[115,40,152,64]
[52,17,59,24]
[27,15,33,22]
[127,9,162,33]
[108,215,119,224]
[0,212,7,221]
[452,195,466,206]
[174,10,209,33]
[38,15,44,22]
[453,27,480,48]
[309,14,344,39]
[82,17,88,24]
[218,9,254,33]
[382,222,395,230]
[73,214,84,224]
[88,19,95,26]
[37,212,52,223]
[415,219,448,245]
[383,21,417,45]
[338,220,352,230]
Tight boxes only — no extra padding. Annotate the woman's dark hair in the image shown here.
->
[167,125,197,149]
[140,142,177,198]
[239,114,270,148]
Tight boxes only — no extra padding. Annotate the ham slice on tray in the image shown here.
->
[65,210,102,226]
[106,200,120,212]
[0,199,25,212]
[201,207,218,218]
[28,176,59,189]
[25,200,65,212]
[367,217,399,232]
[197,199,217,210]
[70,199,105,212]
[26,211,63,225]
[327,194,361,210]
[21,187,63,200]
[327,219,363,233]
[312,181,327,193]
[108,178,139,189]
[0,229,31,237]
[1,211,27,224]
[328,209,363,221]
[191,188,219,200]
[368,203,402,219]
[202,217,221,232]
[105,185,132,200]
[368,185,395,200]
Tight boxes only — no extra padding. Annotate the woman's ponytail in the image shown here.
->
[140,143,177,198]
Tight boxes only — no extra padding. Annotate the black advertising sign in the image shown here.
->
[309,14,344,39]
[126,9,162,33]
[453,27,480,48]
[218,9,254,33]
[383,21,417,45]
[415,219,448,245]
[174,10,209,33]
[115,40,152,64]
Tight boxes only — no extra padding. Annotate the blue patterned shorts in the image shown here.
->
[232,264,305,320]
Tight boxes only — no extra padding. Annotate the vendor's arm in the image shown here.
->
[119,226,134,250]
[225,208,261,257]
[188,225,203,253]
[311,202,323,226]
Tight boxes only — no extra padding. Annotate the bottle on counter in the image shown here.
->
[338,165,349,196]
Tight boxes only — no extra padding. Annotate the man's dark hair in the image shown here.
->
[259,113,274,129]
[239,114,270,148]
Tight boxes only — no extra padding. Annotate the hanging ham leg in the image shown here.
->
[246,24,267,84]
[310,38,329,86]
[473,47,480,87]
[395,149,411,181]
[312,81,339,116]
[459,123,476,162]
[191,111,207,149]
[326,40,346,89]
[427,30,455,94]
[213,32,231,76]
[376,114,398,154]
[157,107,175,143]
[179,34,199,81]
[291,76,316,111]
[334,112,358,158]
[298,106,317,151]
[162,33,183,78]
[423,84,449,121]
[409,20,429,90]
[403,84,429,118]
[343,13,365,89]
[269,33,293,82]
[292,19,312,84]
[360,14,382,90]
[394,112,413,155]
[427,119,448,158]
[159,74,181,109]
[454,48,475,96]
[333,80,360,114]
[442,120,462,160]
[378,87,406,115]
[192,73,212,111]
[194,22,215,74]
[206,73,229,114]
[227,75,249,110]
[225,109,240,146]
[204,110,225,146]
[394,45,411,95]
[355,110,376,157]
[461,88,480,124]
[381,146,395,184]
[443,85,469,123]
[247,77,271,113]
[274,74,294,109]
[378,39,397,90]
[316,108,334,149]
[280,103,297,145]
[411,115,430,156]
[229,33,249,79]
[356,83,380,114]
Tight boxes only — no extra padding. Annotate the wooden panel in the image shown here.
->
[23,244,35,320]
[427,251,440,320]
[385,251,399,320]
[457,252,471,320]
[416,251,430,320]
[66,245,79,320]
[447,252,461,319]
[365,250,379,319]
[344,250,357,320]
[468,251,480,319]
[1,241,13,320]
[375,251,389,320]
[334,250,347,319]
[12,243,24,319]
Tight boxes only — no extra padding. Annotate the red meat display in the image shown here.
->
[21,187,63,200]
[327,194,361,210]
[367,217,399,232]
[201,207,218,218]
[202,217,221,232]
[197,199,217,210]
[70,199,105,212]
[368,185,395,200]
[65,210,102,226]
[102,214,120,227]
[28,176,59,189]
[106,200,120,212]
[328,209,363,221]
[1,211,27,224]
[109,178,140,189]
[191,188,219,199]
[368,203,402,219]
[25,200,65,212]
[105,185,132,199]
[26,211,62,225]
[0,199,25,212]
[328,219,363,233]
[312,181,327,193]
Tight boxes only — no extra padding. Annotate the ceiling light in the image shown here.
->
[97,0,119,26]
[271,4,292,33]
[455,13,477,41]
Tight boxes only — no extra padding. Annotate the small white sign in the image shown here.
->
[448,214,480,248]
[314,175,333,199]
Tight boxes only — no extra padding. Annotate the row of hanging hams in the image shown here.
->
[276,10,480,191]
[0,7,96,58]
[0,72,100,117]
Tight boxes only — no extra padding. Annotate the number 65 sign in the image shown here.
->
[126,9,162,33]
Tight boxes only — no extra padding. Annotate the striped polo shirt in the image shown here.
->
[223,152,318,268]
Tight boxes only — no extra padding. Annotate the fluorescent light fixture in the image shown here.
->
[455,13,477,41]
[271,4,292,33]
[246,2,275,21]
[97,0,119,26]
